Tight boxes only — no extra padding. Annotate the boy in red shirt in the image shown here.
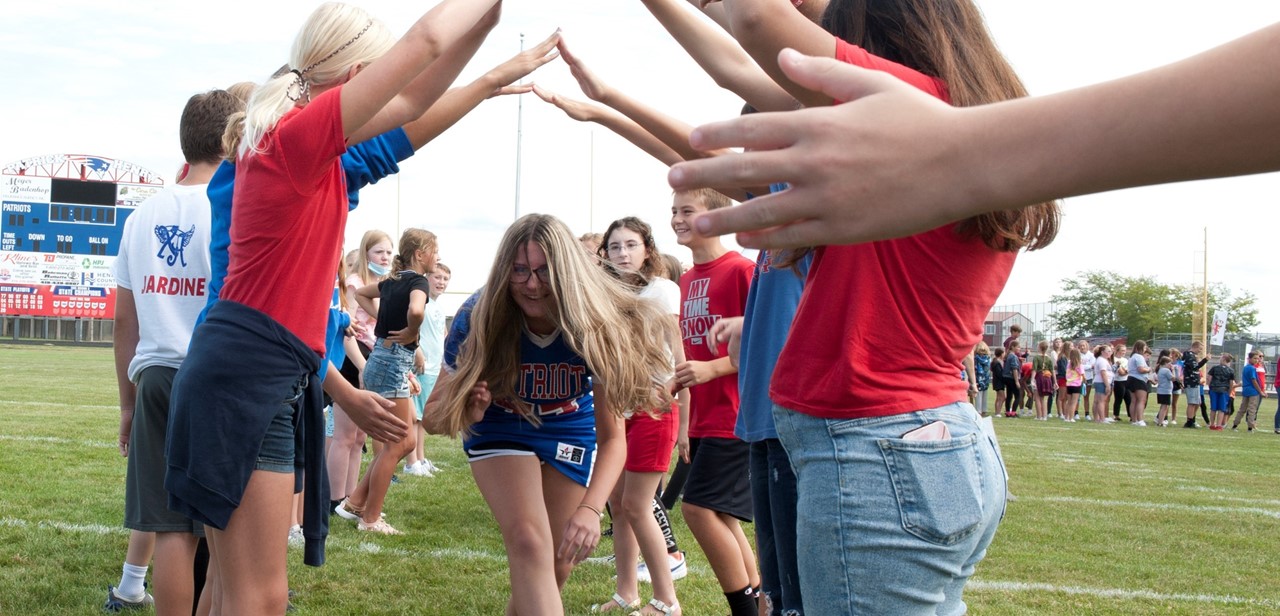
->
[671,188,759,616]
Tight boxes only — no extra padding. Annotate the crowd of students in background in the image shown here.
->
[970,325,1276,432]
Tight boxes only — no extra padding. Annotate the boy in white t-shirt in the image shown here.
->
[107,89,243,613]
[406,263,451,476]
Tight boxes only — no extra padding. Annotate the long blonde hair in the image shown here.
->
[230,2,394,157]
[435,214,674,435]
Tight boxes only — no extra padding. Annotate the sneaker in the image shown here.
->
[357,518,402,535]
[1184,420,1198,429]
[1231,426,1239,432]
[1210,425,1224,431]
[1132,420,1147,427]
[390,474,401,484]
[585,554,616,565]
[420,459,441,473]
[335,498,362,521]
[288,525,305,547]
[637,551,688,583]
[104,585,154,611]
[403,461,433,477]
[1103,417,1116,424]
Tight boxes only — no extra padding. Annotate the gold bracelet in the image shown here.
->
[577,503,603,519]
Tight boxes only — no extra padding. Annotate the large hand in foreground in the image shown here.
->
[668,49,969,249]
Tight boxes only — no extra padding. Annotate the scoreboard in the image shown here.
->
[0,154,164,319]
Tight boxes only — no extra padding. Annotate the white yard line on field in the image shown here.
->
[968,580,1280,609]
[0,399,116,410]
[1017,495,1280,519]
[0,434,114,448]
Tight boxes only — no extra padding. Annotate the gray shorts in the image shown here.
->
[1184,387,1203,406]
[125,366,204,535]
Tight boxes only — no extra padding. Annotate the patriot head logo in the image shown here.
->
[154,225,196,267]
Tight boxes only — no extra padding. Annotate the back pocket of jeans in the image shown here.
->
[879,431,983,546]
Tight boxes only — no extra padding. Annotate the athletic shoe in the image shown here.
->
[104,585,153,611]
[1103,417,1116,424]
[637,551,688,583]
[357,518,402,535]
[1132,420,1147,427]
[1274,429,1280,434]
[1183,420,1198,428]
[335,498,362,521]
[585,554,616,565]
[288,525,305,547]
[403,461,433,477]
[390,474,400,484]
[421,459,441,473]
[1209,425,1224,431]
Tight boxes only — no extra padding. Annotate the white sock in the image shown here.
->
[118,562,148,599]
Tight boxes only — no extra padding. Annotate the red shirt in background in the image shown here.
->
[680,251,754,438]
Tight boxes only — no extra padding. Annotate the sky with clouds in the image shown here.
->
[2,0,1278,330]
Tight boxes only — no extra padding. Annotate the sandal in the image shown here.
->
[630,598,680,616]
[357,518,402,535]
[591,593,641,613]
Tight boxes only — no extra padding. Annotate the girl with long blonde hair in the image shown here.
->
[164,1,500,612]
[425,214,672,614]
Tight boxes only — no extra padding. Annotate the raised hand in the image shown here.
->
[532,84,600,122]
[557,37,611,102]
[485,30,561,97]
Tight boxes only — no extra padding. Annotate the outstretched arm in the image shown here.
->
[401,30,561,147]
[670,27,1280,248]
[532,85,685,167]
[721,0,836,106]
[343,0,502,144]
[641,0,796,111]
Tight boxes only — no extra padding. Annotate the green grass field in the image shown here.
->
[2,343,1279,614]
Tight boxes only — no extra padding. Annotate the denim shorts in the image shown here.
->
[363,338,416,398]
[255,375,305,474]
[1093,381,1108,395]
[773,402,1006,616]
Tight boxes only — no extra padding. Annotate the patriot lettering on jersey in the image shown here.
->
[445,291,596,421]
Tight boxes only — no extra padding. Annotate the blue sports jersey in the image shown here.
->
[444,291,599,485]
[195,129,414,380]
[444,292,596,424]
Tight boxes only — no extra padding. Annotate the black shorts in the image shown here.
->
[682,437,753,522]
[338,341,373,387]
[1157,393,1172,405]
[992,377,1006,392]
[125,366,204,535]
[1066,385,1082,395]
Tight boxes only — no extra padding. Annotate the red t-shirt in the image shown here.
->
[769,40,1015,420]
[680,251,754,438]
[220,87,349,353]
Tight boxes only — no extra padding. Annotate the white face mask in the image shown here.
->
[368,262,389,276]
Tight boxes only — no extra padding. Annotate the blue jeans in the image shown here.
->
[773,402,1006,616]
[750,439,803,616]
[363,338,416,398]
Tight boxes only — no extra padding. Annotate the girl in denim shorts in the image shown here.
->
[339,228,438,534]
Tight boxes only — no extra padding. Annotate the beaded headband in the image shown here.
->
[286,19,375,102]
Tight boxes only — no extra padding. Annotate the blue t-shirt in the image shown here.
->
[1242,364,1260,396]
[444,292,596,432]
[196,128,414,380]
[733,249,811,443]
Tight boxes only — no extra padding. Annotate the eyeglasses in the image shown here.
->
[606,241,643,255]
[511,264,551,284]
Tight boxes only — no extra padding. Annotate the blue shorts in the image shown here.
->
[363,339,416,398]
[255,375,304,474]
[1093,381,1108,395]
[1209,390,1230,412]
[463,411,597,487]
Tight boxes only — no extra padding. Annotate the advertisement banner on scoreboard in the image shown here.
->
[0,251,116,317]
